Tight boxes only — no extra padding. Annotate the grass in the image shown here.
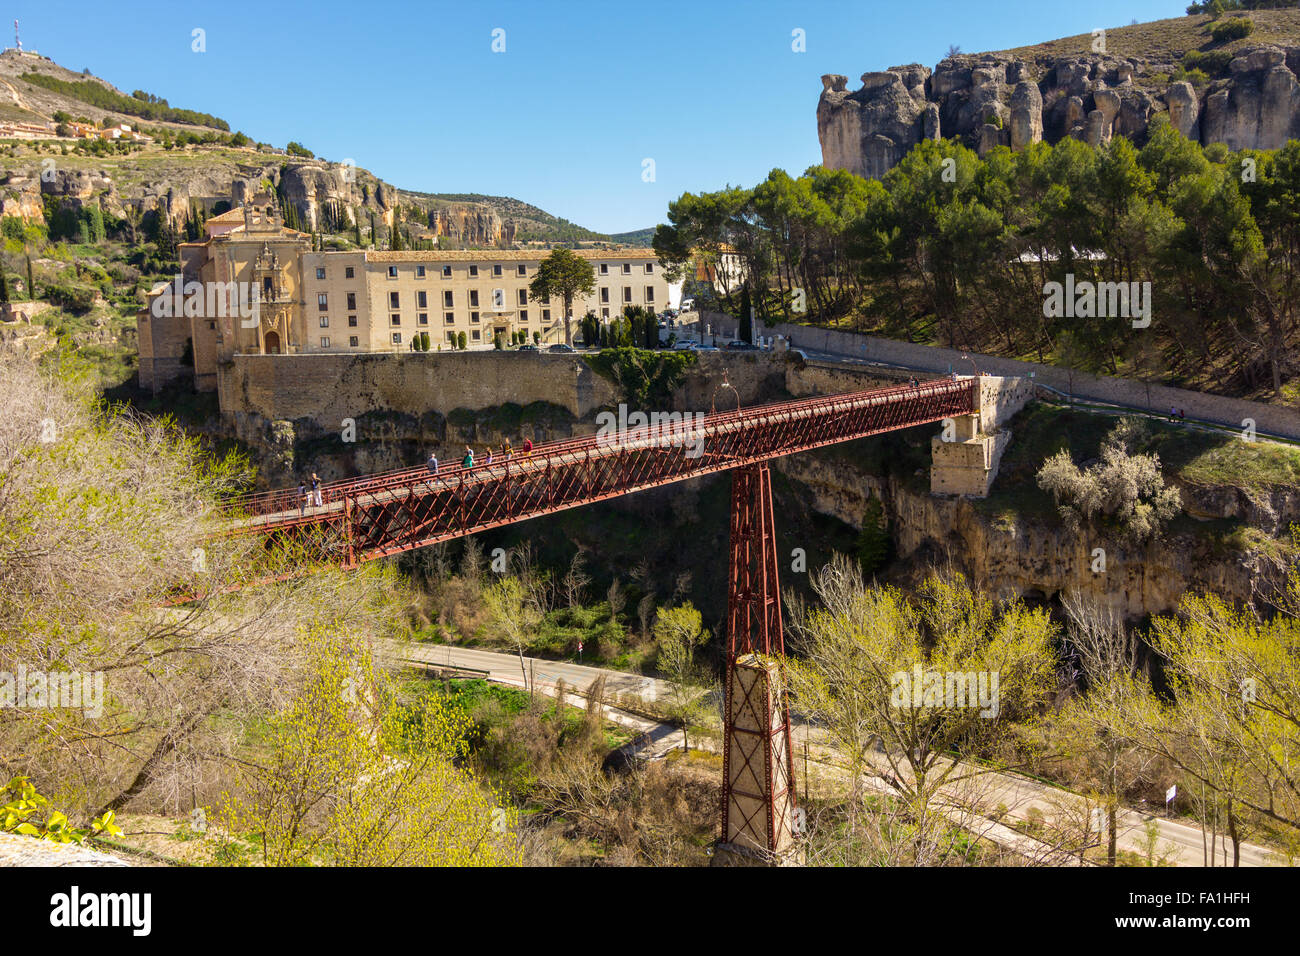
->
[990,9,1300,71]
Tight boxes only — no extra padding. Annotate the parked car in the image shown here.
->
[518,344,539,351]
[547,343,576,353]
[725,340,758,351]
[673,341,698,351]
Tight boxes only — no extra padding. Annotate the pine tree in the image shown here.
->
[738,286,752,344]
[26,255,34,300]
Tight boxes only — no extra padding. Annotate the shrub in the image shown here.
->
[1210,17,1253,42]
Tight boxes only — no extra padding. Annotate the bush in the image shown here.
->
[1182,48,1233,76]
[1210,17,1253,42]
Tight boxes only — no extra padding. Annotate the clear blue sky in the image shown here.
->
[17,0,1186,233]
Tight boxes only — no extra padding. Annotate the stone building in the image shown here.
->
[137,196,680,393]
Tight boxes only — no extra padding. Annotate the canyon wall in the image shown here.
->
[819,43,1300,179]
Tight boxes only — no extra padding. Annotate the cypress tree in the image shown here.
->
[26,255,34,299]
[0,268,9,303]
[738,286,752,343]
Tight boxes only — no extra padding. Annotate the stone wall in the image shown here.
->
[759,318,1300,441]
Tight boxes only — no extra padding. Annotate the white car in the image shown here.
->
[680,298,695,312]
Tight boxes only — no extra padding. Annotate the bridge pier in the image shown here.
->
[929,375,1033,497]
[715,464,800,866]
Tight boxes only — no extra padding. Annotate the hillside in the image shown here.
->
[0,51,650,247]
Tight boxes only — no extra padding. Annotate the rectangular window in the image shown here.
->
[391,313,401,326]
[516,264,526,276]
[349,336,359,347]
[471,311,480,323]
[623,287,632,303]
[622,263,631,274]
[418,312,428,325]
[468,264,479,277]
[492,264,503,277]
[316,267,326,280]
[600,288,609,303]
[348,315,357,327]
[389,291,400,309]
[318,293,328,311]
[542,294,551,305]
[416,265,426,278]
[417,290,427,308]
[445,312,455,324]
[319,315,329,328]
[347,292,357,310]
[517,289,528,306]
[599,263,609,275]
[345,266,355,279]
[492,289,505,309]
[542,308,550,321]
[601,307,609,319]
[520,309,529,322]
[320,336,330,348]
[388,266,398,279]
[645,286,655,302]
[472,329,481,341]
[442,265,452,278]
[443,290,454,307]
[392,332,402,345]
[645,263,654,273]
[469,289,479,307]
[446,331,456,344]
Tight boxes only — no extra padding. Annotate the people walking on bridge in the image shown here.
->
[310,473,323,508]
[502,440,512,460]
[484,447,494,466]
[427,452,439,475]
[462,446,474,470]
[297,481,306,517]
[523,436,533,458]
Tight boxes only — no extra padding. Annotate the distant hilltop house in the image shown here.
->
[63,121,152,143]
[137,193,682,394]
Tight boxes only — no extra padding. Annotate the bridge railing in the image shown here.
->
[219,375,975,525]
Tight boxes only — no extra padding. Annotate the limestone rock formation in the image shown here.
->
[819,43,1300,178]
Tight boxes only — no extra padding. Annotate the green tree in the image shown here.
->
[457,331,467,350]
[530,248,596,347]
[653,603,711,753]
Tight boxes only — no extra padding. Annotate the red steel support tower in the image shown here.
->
[717,463,798,863]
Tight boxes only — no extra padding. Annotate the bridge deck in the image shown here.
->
[220,375,976,563]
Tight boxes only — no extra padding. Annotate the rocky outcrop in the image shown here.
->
[820,43,1300,178]
[774,451,1274,619]
[0,154,515,246]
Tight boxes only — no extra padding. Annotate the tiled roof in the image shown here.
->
[363,248,658,262]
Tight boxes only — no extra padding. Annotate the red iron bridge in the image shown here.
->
[219,372,978,859]
[219,375,976,567]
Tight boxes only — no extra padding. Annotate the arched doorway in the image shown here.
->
[264,331,281,354]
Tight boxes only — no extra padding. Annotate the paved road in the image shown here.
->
[389,642,1285,866]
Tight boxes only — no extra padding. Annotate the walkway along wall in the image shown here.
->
[756,319,1300,442]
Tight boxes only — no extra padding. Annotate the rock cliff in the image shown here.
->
[819,42,1300,178]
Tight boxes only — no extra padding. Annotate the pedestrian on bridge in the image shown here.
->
[462,446,474,470]
[427,453,439,475]
[502,440,513,460]
[523,437,533,457]
[297,481,306,517]
[485,447,494,466]
[310,473,323,508]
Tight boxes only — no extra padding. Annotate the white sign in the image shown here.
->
[1165,785,1177,803]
